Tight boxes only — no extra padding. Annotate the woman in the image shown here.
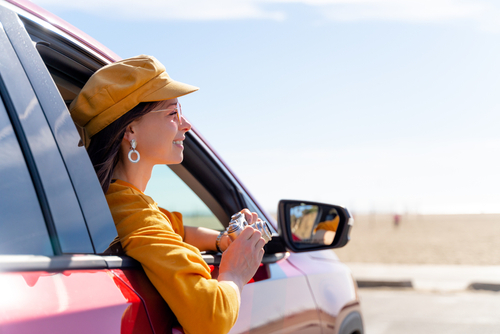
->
[69,55,266,334]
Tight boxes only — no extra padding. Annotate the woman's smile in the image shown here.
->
[173,139,184,147]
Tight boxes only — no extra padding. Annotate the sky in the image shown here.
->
[29,0,500,214]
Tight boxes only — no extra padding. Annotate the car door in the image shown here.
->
[0,5,154,333]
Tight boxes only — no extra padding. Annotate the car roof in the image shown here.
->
[5,0,121,62]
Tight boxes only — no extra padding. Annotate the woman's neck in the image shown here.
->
[112,160,153,193]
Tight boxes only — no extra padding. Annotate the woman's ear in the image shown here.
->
[122,123,136,143]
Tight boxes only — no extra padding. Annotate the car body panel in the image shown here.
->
[230,256,322,334]
[112,268,177,334]
[286,251,361,333]
[0,269,152,334]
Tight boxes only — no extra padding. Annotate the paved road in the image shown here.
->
[359,288,500,334]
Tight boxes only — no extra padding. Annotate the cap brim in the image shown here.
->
[143,79,199,102]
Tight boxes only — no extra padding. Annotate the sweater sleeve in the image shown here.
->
[158,207,185,240]
[313,216,340,233]
[106,186,239,334]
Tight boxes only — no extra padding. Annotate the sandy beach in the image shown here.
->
[333,213,500,265]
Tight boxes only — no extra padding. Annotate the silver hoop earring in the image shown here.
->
[128,139,140,163]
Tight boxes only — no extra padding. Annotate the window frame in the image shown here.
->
[17,14,118,254]
[0,5,95,254]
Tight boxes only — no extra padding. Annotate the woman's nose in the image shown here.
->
[180,115,192,131]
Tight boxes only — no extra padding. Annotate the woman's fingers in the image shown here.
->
[231,227,265,263]
[255,237,266,250]
[240,209,258,225]
[241,227,265,264]
[238,225,263,243]
[240,208,252,221]
[236,225,254,240]
[251,212,258,225]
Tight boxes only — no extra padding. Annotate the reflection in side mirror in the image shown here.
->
[278,200,353,253]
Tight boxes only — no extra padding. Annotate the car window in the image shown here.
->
[0,98,53,256]
[145,165,224,230]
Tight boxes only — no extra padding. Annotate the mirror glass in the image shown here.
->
[289,203,340,247]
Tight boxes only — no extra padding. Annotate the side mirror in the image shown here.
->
[278,200,353,253]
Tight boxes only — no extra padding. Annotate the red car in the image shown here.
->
[0,1,364,333]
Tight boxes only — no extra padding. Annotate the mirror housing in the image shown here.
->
[278,200,353,253]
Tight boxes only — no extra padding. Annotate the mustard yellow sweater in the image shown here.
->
[313,216,340,233]
[106,179,239,334]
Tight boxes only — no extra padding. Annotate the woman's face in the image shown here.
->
[130,98,191,165]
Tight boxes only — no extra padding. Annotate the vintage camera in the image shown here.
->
[226,212,273,244]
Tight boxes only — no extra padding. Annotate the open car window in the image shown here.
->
[145,165,225,230]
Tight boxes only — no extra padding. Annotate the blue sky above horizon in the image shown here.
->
[29,0,500,214]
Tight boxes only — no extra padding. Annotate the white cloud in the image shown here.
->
[315,0,486,22]
[31,0,500,28]
[33,0,284,20]
[310,0,500,32]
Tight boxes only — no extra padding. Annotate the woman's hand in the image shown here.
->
[217,209,266,293]
[218,232,232,252]
[184,209,264,253]
[218,209,260,251]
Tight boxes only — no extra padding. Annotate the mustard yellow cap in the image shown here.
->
[69,55,198,144]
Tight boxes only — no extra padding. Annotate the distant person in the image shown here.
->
[394,214,401,227]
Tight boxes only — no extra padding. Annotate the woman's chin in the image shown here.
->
[161,155,183,165]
